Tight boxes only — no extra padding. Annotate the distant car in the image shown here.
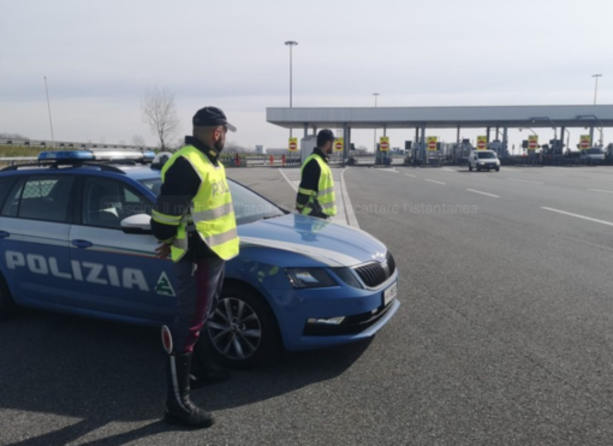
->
[0,150,400,368]
[580,148,605,165]
[468,150,500,172]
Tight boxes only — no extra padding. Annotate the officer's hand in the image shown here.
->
[155,243,171,259]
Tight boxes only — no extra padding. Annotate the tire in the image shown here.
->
[199,283,280,369]
[495,167,500,172]
[0,274,16,321]
[468,164,473,172]
[477,166,481,172]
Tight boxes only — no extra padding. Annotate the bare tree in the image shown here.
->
[140,86,181,150]
[131,134,146,147]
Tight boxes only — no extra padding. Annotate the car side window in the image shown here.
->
[82,177,151,229]
[1,175,75,222]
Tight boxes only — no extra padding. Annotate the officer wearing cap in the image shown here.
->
[151,106,239,429]
[296,129,338,219]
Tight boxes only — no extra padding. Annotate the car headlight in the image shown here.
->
[285,268,337,288]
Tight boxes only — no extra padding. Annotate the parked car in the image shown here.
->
[0,150,400,368]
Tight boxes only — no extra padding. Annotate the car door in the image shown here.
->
[0,173,76,308]
[69,175,176,323]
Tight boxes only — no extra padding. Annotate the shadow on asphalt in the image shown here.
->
[0,308,371,446]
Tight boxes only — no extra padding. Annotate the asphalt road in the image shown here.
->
[2,165,613,445]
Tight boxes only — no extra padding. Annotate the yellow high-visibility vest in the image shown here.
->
[297,153,337,217]
[152,145,239,262]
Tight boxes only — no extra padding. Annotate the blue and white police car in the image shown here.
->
[0,150,400,368]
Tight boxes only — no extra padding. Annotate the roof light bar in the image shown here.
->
[38,150,95,161]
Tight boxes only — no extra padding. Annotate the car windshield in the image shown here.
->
[477,152,497,159]
[586,148,603,154]
[139,178,285,225]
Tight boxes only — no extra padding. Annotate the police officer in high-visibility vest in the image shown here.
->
[151,106,239,429]
[296,129,337,219]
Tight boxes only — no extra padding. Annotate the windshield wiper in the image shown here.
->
[262,214,284,220]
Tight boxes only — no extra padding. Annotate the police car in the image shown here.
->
[0,150,400,368]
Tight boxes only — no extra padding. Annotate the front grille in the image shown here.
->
[354,250,396,288]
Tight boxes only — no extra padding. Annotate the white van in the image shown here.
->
[468,150,500,172]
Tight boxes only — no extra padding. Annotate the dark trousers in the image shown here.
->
[169,255,225,355]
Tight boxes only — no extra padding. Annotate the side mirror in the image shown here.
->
[121,213,153,235]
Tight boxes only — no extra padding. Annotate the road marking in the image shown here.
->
[541,207,613,228]
[341,168,360,229]
[405,173,417,178]
[279,168,298,192]
[507,178,544,185]
[425,179,446,185]
[441,167,456,172]
[587,188,613,194]
[466,189,500,198]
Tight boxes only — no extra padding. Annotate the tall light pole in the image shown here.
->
[44,76,55,146]
[285,41,298,139]
[592,74,602,105]
[373,93,380,152]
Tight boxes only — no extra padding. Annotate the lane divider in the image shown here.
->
[541,207,613,228]
[466,189,500,198]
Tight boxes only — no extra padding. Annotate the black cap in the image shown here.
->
[192,106,237,132]
[317,129,335,147]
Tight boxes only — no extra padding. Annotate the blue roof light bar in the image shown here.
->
[38,150,95,161]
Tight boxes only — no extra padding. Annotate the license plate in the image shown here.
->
[383,282,397,306]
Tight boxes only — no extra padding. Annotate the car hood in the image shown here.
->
[237,214,387,267]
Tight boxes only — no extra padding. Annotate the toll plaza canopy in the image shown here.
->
[266,104,613,130]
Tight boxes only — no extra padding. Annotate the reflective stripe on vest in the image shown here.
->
[299,153,337,217]
[161,145,239,262]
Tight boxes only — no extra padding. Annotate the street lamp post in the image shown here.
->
[44,76,55,147]
[373,93,379,152]
[285,41,298,139]
[592,74,603,105]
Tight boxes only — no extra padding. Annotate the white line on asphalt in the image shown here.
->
[587,189,613,194]
[466,189,500,198]
[507,178,544,185]
[541,207,613,228]
[279,168,298,192]
[405,173,417,178]
[341,168,360,229]
[425,179,446,185]
[441,168,456,172]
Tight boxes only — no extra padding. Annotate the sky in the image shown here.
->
[1,0,612,152]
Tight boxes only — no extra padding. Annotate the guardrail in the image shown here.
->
[0,157,37,167]
[0,139,156,151]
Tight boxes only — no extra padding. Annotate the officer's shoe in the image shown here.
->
[190,357,231,389]
[164,352,214,429]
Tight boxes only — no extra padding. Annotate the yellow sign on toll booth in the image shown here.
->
[427,136,438,151]
[334,138,343,152]
[379,136,390,151]
[528,135,539,150]
[579,135,591,150]
[476,136,487,150]
[288,137,298,152]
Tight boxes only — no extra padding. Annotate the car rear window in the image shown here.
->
[1,175,75,222]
